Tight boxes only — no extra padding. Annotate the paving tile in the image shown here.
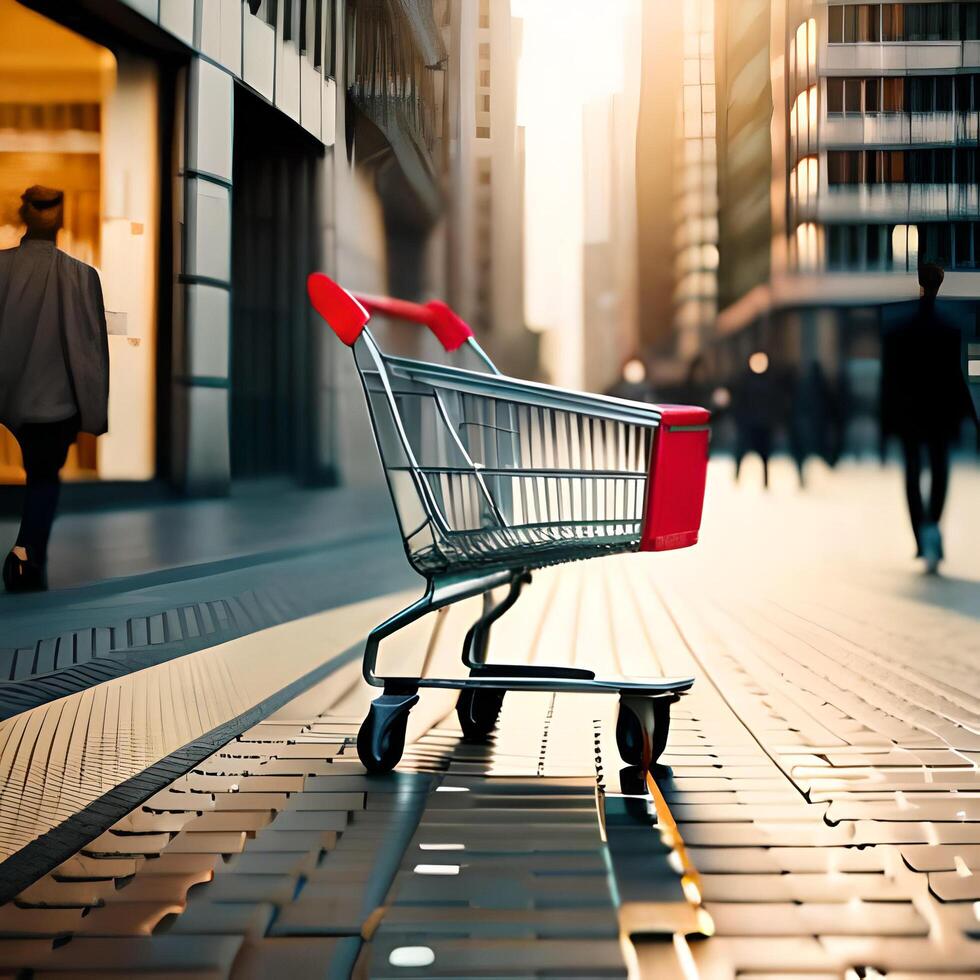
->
[692,935,837,973]
[53,856,142,880]
[265,810,349,832]
[82,832,171,857]
[819,936,980,972]
[182,811,276,833]
[214,852,319,877]
[16,878,116,908]
[203,874,299,905]
[928,871,980,901]
[136,853,220,876]
[361,937,627,977]
[31,934,244,973]
[267,897,370,937]
[166,900,275,937]
[0,905,86,937]
[902,844,980,872]
[376,905,620,939]
[245,830,339,853]
[699,872,910,902]
[102,873,211,904]
[230,936,361,980]
[74,901,179,936]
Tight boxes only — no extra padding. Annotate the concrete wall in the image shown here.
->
[111,0,341,494]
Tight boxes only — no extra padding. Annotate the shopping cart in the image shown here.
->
[307,273,710,773]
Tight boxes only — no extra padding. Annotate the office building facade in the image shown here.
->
[0,0,480,500]
[710,0,979,437]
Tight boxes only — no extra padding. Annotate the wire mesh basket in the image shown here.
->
[359,348,663,574]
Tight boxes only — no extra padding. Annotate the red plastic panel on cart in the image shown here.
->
[640,405,710,552]
[307,273,370,345]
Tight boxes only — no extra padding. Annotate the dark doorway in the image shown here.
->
[231,86,322,480]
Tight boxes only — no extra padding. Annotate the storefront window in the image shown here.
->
[0,0,159,484]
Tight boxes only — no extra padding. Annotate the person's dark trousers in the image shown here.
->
[14,414,79,566]
[734,426,773,488]
[901,433,950,554]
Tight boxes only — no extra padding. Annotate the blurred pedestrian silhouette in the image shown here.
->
[789,361,841,488]
[880,263,977,574]
[606,355,656,403]
[733,351,785,489]
[681,354,710,408]
[0,186,109,592]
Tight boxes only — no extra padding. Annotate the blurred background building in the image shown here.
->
[640,0,980,451]
[509,0,644,394]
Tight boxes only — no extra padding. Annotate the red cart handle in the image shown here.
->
[355,293,474,352]
[306,272,474,352]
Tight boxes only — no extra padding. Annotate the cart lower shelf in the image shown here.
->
[356,673,693,774]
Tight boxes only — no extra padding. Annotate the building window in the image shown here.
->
[479,0,490,29]
[892,224,919,270]
[827,77,843,114]
[480,69,490,87]
[827,148,979,185]
[827,74,979,114]
[827,224,891,270]
[953,221,980,267]
[828,222,980,270]
[828,3,980,43]
[479,42,490,60]
[248,0,278,28]
[827,149,861,184]
[300,0,325,69]
[865,76,880,111]
[476,126,490,138]
[881,3,904,40]
[480,93,490,112]
[956,74,978,111]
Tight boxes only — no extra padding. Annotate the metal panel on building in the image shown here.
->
[159,0,194,45]
[243,6,275,102]
[185,177,232,283]
[196,0,242,76]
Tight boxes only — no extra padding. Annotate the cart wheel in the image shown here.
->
[356,692,418,773]
[456,687,505,741]
[616,697,672,771]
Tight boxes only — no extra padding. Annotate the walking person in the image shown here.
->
[880,263,977,574]
[789,362,840,488]
[732,351,785,489]
[0,186,109,592]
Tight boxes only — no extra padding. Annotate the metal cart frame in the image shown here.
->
[307,273,710,773]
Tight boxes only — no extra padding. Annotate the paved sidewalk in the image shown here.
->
[0,482,396,592]
[0,484,415,718]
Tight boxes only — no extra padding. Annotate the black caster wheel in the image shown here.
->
[456,687,505,741]
[616,696,672,771]
[357,692,418,773]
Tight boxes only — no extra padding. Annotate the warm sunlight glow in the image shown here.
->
[516,0,637,387]
[622,358,646,384]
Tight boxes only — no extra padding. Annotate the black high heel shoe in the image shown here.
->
[3,551,47,592]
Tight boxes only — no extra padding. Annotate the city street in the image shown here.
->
[1,0,979,977]
[0,458,977,978]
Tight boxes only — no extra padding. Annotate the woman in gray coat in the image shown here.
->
[0,186,109,591]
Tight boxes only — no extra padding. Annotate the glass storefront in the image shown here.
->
[0,0,159,484]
